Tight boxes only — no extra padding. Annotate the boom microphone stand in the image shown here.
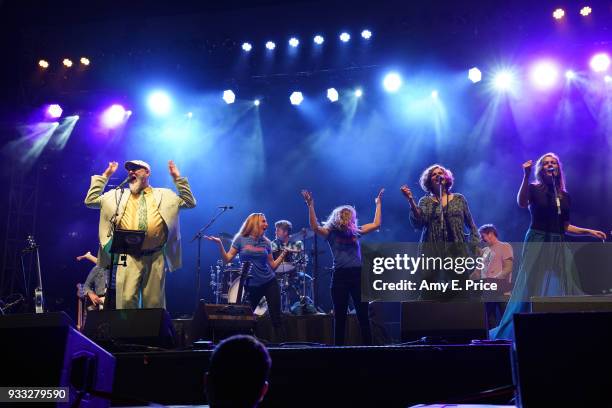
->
[191,207,232,308]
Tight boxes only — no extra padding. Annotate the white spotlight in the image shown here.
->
[431,90,439,99]
[339,32,350,42]
[242,42,252,52]
[565,70,576,80]
[383,72,402,93]
[468,67,482,83]
[493,71,514,91]
[147,91,172,116]
[361,30,372,39]
[254,99,260,106]
[223,90,236,104]
[290,91,304,106]
[354,88,363,98]
[289,37,299,47]
[314,35,324,45]
[265,41,276,50]
[327,88,339,102]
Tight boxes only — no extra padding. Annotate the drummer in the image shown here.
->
[271,220,304,269]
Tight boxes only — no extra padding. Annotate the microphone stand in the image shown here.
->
[549,171,564,240]
[191,207,231,309]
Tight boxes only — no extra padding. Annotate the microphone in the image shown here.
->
[115,176,134,189]
[218,205,234,210]
[546,166,556,174]
[436,175,445,183]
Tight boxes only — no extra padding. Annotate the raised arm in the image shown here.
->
[76,251,98,265]
[84,162,118,208]
[401,185,428,229]
[301,190,329,237]
[517,160,532,208]
[204,236,239,263]
[169,160,196,209]
[360,188,384,235]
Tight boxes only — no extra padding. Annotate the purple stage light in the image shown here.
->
[101,104,127,128]
[493,71,514,92]
[590,53,610,73]
[565,70,576,80]
[530,60,559,90]
[46,104,63,119]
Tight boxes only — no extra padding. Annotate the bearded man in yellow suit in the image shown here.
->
[85,159,196,309]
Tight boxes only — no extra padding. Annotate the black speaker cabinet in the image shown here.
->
[513,312,612,407]
[0,312,115,408]
[84,308,175,349]
[191,302,256,343]
[401,301,487,342]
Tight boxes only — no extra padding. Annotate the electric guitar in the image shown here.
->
[25,235,45,313]
[233,261,252,305]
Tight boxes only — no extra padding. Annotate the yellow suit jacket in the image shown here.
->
[84,175,196,272]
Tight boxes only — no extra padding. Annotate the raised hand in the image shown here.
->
[375,188,385,205]
[301,190,314,206]
[168,160,181,180]
[590,229,607,240]
[76,251,92,262]
[102,162,119,178]
[204,235,223,244]
[522,160,533,177]
[400,184,413,200]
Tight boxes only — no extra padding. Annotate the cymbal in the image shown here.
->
[289,228,315,241]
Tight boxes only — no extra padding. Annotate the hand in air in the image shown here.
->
[102,162,119,178]
[375,188,385,205]
[522,160,533,176]
[400,185,413,200]
[301,190,314,206]
[168,160,181,180]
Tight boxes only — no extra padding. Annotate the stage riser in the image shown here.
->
[112,345,512,407]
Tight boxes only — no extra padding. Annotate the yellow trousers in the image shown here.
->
[115,251,166,309]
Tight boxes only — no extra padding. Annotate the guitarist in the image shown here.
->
[205,213,288,343]
[76,251,109,310]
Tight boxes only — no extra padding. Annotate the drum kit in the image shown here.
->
[210,228,316,315]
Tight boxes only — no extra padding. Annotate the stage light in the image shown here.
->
[147,91,172,115]
[62,58,73,68]
[493,71,514,91]
[101,104,127,128]
[254,99,260,106]
[46,104,63,119]
[290,91,304,106]
[289,37,299,47]
[565,70,576,80]
[314,35,324,45]
[223,90,236,104]
[38,59,49,69]
[355,88,363,98]
[431,90,439,99]
[80,57,90,66]
[552,8,565,20]
[383,72,402,93]
[468,67,482,83]
[265,41,276,50]
[339,32,350,42]
[590,53,610,72]
[605,75,612,83]
[530,60,559,90]
[580,6,592,16]
[361,29,372,39]
[242,42,252,52]
[187,112,193,118]
[327,88,339,102]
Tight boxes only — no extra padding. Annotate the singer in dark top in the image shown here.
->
[490,152,606,339]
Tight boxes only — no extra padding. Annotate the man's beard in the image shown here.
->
[129,176,146,194]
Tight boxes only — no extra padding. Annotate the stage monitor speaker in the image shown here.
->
[84,308,175,349]
[191,301,256,343]
[513,312,612,407]
[0,312,115,408]
[401,301,487,342]
[531,295,612,313]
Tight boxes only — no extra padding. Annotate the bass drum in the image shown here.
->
[227,278,268,316]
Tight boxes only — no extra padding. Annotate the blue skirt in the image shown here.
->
[489,229,582,340]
